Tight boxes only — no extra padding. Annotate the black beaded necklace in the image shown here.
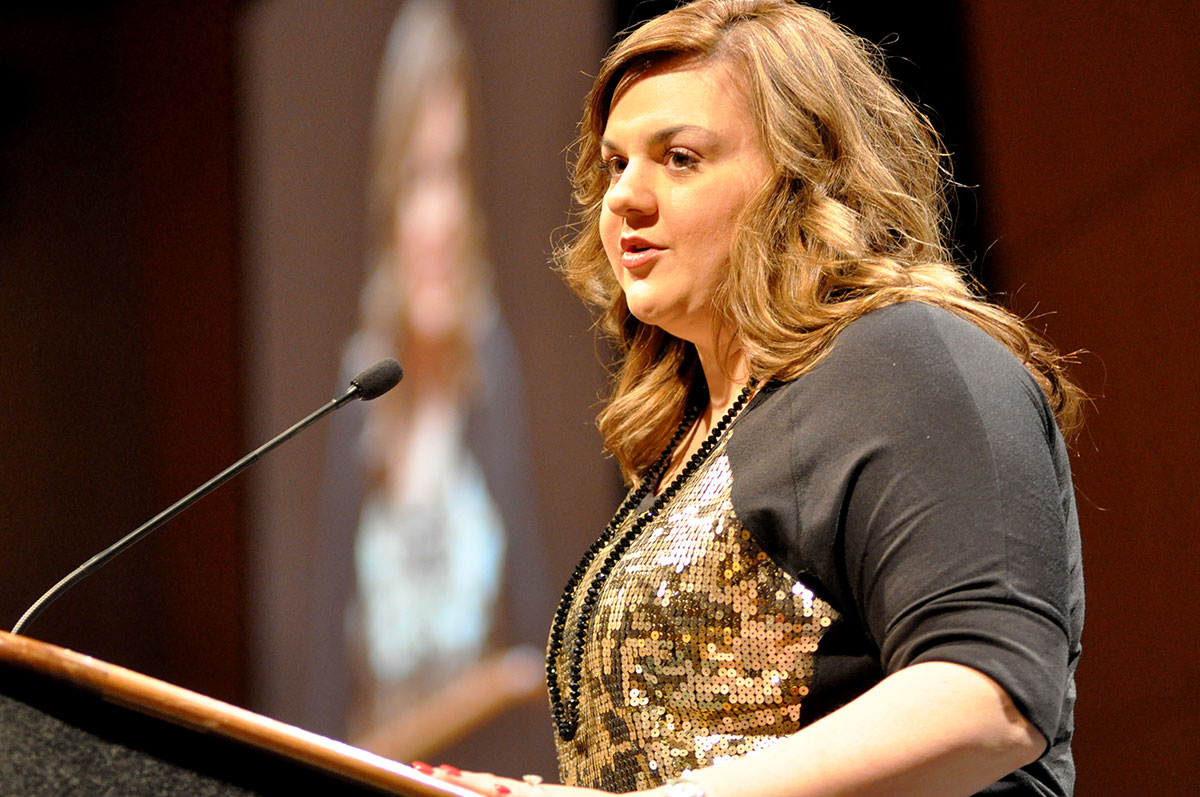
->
[547,382,757,741]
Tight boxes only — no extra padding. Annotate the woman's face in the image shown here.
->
[395,79,470,342]
[599,59,771,351]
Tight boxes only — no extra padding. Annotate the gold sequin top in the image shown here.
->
[552,435,837,792]
[552,304,1084,795]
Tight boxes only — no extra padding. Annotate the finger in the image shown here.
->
[456,771,522,796]
[424,764,520,797]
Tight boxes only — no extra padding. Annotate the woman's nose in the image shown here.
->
[605,161,655,218]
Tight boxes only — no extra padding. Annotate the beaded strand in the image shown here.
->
[547,383,757,741]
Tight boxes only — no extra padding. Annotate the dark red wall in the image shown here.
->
[0,2,244,701]
[965,3,1200,792]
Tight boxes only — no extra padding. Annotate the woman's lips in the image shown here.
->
[619,236,664,270]
[620,246,663,269]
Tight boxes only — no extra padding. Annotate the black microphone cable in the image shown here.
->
[11,358,403,636]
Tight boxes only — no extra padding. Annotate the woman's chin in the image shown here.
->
[625,302,670,331]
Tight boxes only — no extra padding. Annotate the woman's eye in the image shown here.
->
[600,156,627,180]
[666,149,697,170]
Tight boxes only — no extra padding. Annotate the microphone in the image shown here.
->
[11,357,404,636]
[349,356,404,400]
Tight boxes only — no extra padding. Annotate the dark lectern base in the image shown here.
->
[0,663,388,795]
[0,631,465,796]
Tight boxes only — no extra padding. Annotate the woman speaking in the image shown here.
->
[428,1,1084,794]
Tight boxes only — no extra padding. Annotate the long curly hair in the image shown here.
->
[360,0,491,365]
[556,0,1084,483]
[355,0,493,487]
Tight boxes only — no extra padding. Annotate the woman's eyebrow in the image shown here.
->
[601,124,715,152]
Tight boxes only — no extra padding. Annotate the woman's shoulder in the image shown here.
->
[809,301,1039,398]
[831,301,1013,363]
[752,300,1052,439]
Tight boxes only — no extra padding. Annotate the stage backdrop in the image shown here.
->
[1,1,1196,793]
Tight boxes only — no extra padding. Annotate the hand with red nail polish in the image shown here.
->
[416,762,613,796]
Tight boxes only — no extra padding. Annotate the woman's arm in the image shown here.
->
[651,660,1045,797]
[431,660,1044,797]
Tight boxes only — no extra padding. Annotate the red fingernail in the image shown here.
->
[412,761,434,775]
[496,786,511,795]
[439,764,463,776]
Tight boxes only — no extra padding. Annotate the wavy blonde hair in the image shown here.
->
[361,0,490,361]
[356,0,493,487]
[557,0,1084,483]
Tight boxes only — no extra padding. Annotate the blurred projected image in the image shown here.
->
[306,0,546,765]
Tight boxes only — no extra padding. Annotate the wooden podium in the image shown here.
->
[0,630,478,795]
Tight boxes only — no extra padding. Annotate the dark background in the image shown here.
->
[2,1,1197,793]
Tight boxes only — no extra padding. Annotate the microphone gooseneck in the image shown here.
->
[11,358,404,636]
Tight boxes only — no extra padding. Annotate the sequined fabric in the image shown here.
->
[552,437,838,791]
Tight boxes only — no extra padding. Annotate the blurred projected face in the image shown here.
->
[598,59,771,351]
[396,79,470,341]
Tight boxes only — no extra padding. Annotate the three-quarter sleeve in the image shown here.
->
[729,302,1083,749]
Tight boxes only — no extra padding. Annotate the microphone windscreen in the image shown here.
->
[350,358,404,400]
